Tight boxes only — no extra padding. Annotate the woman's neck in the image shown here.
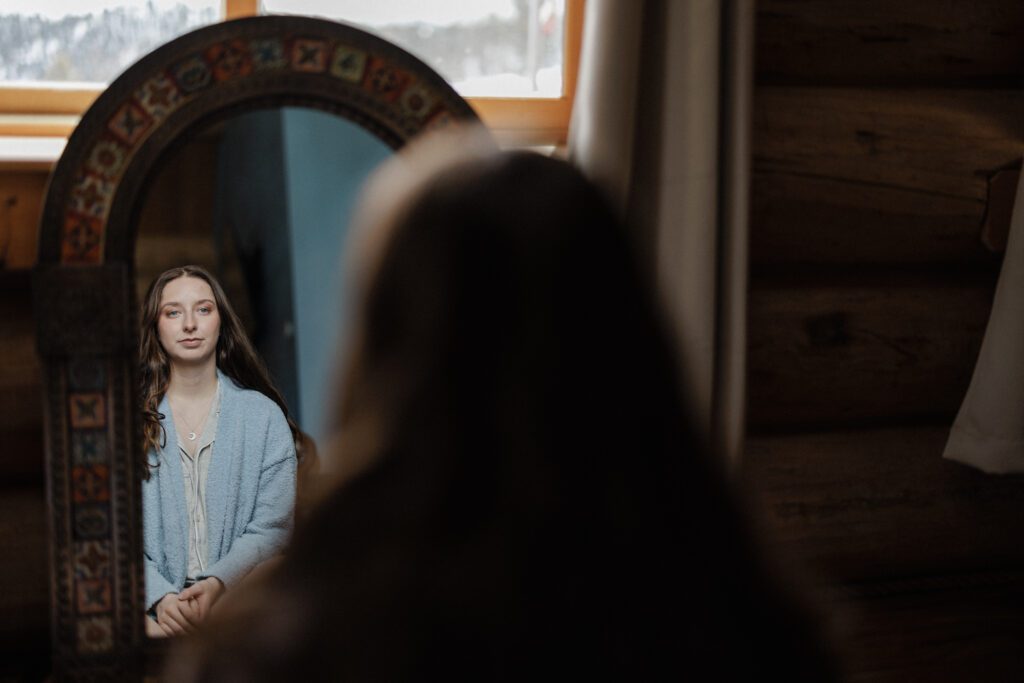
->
[167,361,218,401]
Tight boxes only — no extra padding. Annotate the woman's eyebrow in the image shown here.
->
[160,299,215,308]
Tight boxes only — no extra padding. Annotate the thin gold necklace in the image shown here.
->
[170,388,216,442]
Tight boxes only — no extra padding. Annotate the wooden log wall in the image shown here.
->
[0,165,53,679]
[748,2,1024,680]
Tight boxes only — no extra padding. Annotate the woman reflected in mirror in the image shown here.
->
[139,265,300,638]
[169,130,835,679]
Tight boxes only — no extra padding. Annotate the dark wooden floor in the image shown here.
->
[743,427,1024,681]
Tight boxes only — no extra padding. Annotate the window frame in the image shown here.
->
[0,0,583,145]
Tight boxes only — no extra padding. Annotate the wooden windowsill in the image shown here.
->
[0,97,571,160]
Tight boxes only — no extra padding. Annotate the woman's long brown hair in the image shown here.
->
[139,265,301,476]
[169,140,835,681]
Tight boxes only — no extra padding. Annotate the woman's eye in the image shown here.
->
[165,310,180,318]
[198,306,211,314]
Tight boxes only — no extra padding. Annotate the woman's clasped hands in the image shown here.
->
[146,576,225,638]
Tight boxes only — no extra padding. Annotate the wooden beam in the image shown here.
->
[742,426,1024,582]
[753,87,1024,267]
[751,171,996,267]
[755,87,1024,201]
[224,0,258,20]
[830,574,1024,682]
[0,85,99,116]
[747,275,995,430]
[0,171,49,269]
[756,0,1024,87]
[0,273,41,434]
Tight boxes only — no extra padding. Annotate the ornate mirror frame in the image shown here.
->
[33,16,477,680]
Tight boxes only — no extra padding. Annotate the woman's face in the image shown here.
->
[156,275,221,367]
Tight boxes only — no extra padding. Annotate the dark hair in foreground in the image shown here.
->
[170,137,834,680]
[138,264,302,475]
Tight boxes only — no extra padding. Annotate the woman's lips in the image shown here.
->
[180,338,203,348]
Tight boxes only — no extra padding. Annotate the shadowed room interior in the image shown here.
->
[2,1,1024,680]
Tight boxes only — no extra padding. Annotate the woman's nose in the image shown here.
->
[183,313,197,331]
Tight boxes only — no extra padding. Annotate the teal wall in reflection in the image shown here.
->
[282,107,393,443]
[215,107,392,444]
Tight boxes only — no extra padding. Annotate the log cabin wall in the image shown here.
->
[0,142,214,678]
[0,162,54,680]
[746,2,1024,680]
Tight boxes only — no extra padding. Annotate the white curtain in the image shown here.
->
[568,0,754,465]
[944,164,1024,473]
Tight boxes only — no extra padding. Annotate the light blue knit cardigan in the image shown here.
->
[143,369,296,610]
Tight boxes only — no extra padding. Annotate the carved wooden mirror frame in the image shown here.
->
[33,15,477,679]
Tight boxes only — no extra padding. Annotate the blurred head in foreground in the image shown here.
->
[170,126,833,681]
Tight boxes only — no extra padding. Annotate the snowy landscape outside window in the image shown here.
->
[0,0,221,85]
[260,0,566,98]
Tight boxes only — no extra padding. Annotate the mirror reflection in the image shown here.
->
[134,107,392,637]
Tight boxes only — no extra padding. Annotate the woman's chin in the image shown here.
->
[169,350,216,367]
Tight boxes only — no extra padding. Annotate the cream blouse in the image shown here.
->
[176,381,221,581]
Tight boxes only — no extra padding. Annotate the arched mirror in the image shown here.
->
[33,16,478,679]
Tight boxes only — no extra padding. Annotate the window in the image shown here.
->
[263,0,566,99]
[0,0,221,84]
[0,0,221,137]
[0,0,583,145]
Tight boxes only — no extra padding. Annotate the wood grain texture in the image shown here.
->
[0,272,42,437]
[134,136,218,300]
[755,87,1024,200]
[747,276,995,430]
[0,171,48,270]
[757,0,1024,87]
[752,87,1024,266]
[134,234,217,301]
[751,171,997,267]
[820,575,1024,683]
[743,427,1024,681]
[742,426,1024,582]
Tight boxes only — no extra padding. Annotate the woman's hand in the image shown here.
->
[178,576,226,621]
[155,592,199,635]
[146,613,172,638]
